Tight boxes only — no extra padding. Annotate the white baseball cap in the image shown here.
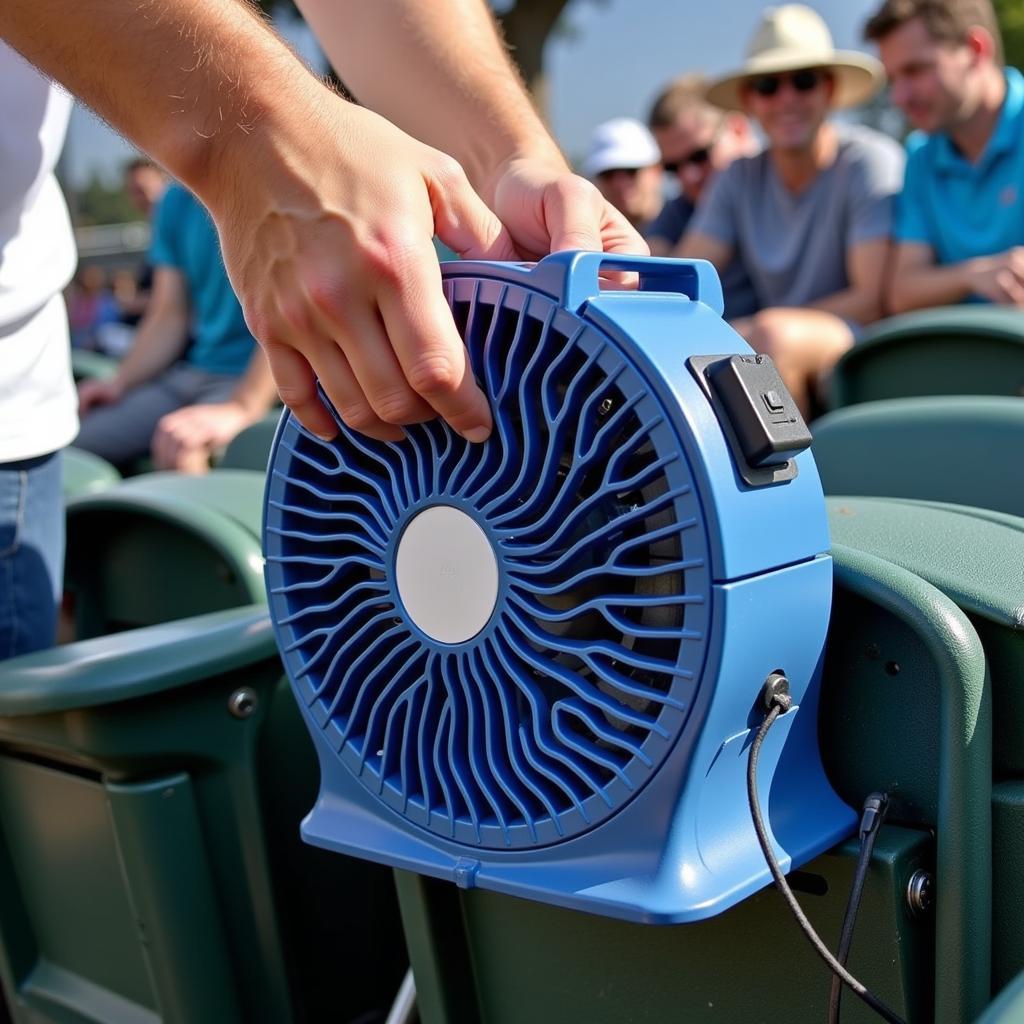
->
[583,118,662,178]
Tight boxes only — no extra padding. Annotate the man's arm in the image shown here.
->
[295,0,642,261]
[888,242,1024,312]
[2,0,641,445]
[150,346,278,472]
[808,238,889,325]
[297,1,558,198]
[77,266,190,414]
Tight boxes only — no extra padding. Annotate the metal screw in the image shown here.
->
[906,870,934,917]
[228,687,258,719]
[598,397,614,416]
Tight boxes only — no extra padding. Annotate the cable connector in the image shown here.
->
[859,792,889,841]
[761,672,793,713]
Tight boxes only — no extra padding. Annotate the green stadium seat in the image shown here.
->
[829,305,1024,408]
[61,447,121,500]
[0,606,408,1023]
[70,349,119,384]
[217,410,282,472]
[812,395,1024,517]
[63,469,267,638]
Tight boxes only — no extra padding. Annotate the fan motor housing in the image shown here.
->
[263,253,854,923]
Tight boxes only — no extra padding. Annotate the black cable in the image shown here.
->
[828,793,890,1024]
[746,677,906,1024]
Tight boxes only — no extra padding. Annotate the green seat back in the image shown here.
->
[217,410,283,472]
[70,349,119,384]
[827,496,1024,775]
[64,470,267,638]
[0,607,407,1024]
[61,447,121,500]
[829,305,1024,408]
[812,396,1024,517]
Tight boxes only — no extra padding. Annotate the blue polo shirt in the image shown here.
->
[895,66,1024,287]
[149,184,255,375]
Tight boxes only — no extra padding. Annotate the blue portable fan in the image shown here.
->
[263,253,855,923]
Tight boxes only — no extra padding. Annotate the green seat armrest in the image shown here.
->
[0,605,276,717]
[827,496,1024,630]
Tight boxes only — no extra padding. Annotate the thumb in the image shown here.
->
[540,177,605,253]
[427,161,518,262]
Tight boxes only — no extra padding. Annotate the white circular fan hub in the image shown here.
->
[396,505,498,644]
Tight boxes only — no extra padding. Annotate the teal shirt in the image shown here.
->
[148,184,255,375]
[895,66,1024,294]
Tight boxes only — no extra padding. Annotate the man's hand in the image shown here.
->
[965,247,1024,305]
[489,156,649,259]
[77,377,123,416]
[215,129,647,445]
[208,95,519,444]
[151,401,255,473]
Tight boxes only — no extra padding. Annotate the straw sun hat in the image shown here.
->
[706,4,884,112]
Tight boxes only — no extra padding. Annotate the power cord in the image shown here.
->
[746,673,906,1024]
[829,792,890,1024]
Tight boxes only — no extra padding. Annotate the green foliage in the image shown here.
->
[72,173,140,227]
[993,0,1024,70]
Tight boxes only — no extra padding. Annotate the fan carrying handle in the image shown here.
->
[531,250,725,317]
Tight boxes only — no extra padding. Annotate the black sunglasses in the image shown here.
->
[662,146,712,175]
[748,68,824,97]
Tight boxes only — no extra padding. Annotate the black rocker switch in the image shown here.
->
[706,355,812,468]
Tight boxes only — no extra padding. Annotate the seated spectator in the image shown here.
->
[67,265,120,350]
[74,182,277,474]
[864,0,1024,312]
[646,74,761,317]
[678,4,905,414]
[583,118,664,233]
[88,159,171,359]
[93,268,144,357]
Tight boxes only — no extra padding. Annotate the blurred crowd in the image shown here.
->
[584,0,1023,413]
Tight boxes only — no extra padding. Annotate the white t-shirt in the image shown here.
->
[0,42,78,461]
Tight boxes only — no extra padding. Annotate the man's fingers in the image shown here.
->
[303,296,436,429]
[261,341,340,441]
[428,159,518,262]
[375,247,492,443]
[302,333,406,443]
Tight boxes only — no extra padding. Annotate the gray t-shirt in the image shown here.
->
[689,122,905,320]
[645,195,760,320]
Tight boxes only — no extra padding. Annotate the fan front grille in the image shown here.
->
[265,276,713,849]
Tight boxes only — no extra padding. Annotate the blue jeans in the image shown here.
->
[0,451,64,659]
